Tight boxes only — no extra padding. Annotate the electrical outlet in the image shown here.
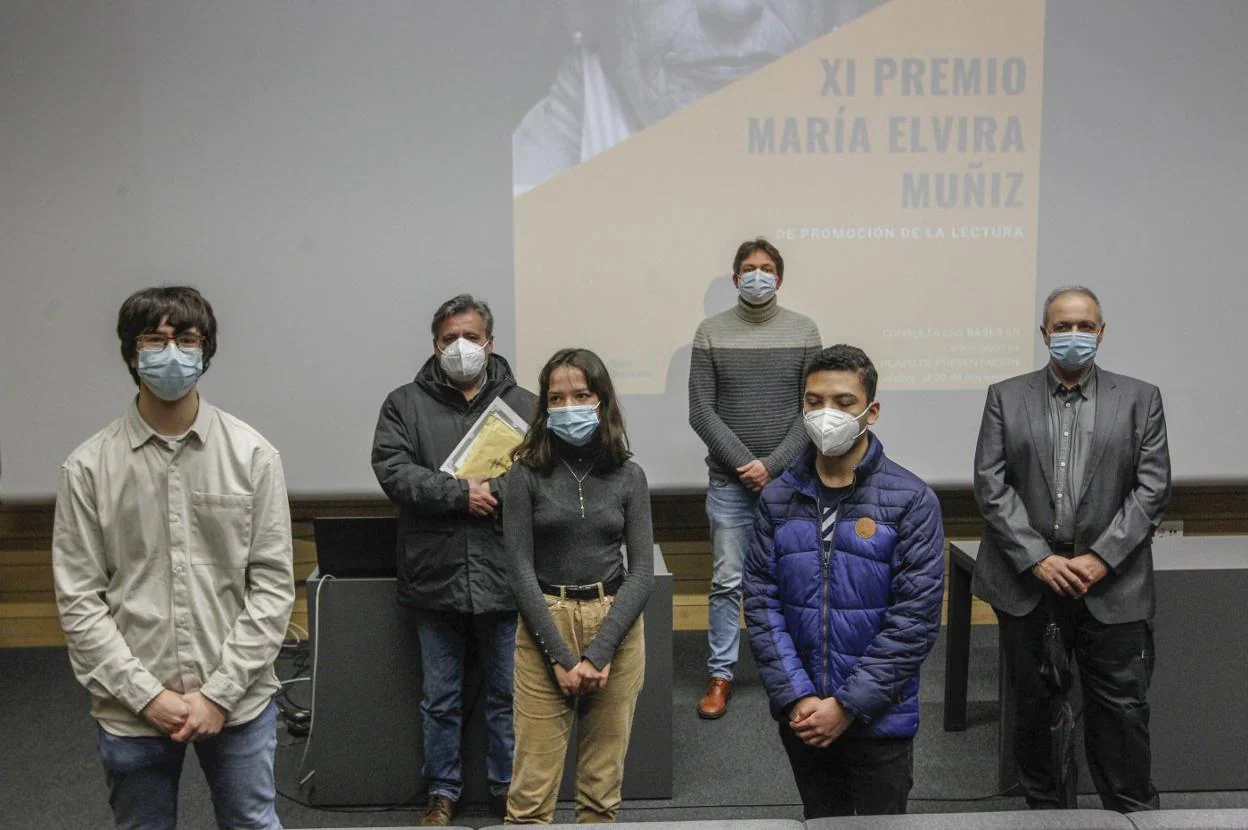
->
[1155,520,1184,538]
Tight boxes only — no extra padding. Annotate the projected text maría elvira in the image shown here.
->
[746,53,1035,211]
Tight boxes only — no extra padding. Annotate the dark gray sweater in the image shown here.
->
[503,449,654,670]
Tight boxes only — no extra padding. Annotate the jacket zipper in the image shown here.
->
[818,470,857,699]
[821,536,831,697]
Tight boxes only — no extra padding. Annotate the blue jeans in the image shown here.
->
[705,476,761,681]
[96,700,280,830]
[414,609,516,801]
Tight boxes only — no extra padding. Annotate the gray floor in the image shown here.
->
[2,627,1244,828]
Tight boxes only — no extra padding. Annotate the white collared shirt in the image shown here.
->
[52,398,295,736]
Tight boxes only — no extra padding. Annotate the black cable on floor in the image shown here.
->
[276,785,421,814]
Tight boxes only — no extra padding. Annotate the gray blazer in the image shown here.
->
[971,366,1171,623]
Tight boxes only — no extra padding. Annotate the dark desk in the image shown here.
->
[306,545,673,806]
[943,536,1248,792]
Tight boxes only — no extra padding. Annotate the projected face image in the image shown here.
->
[597,1,824,127]
[513,1,883,195]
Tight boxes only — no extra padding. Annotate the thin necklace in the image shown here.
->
[561,458,593,518]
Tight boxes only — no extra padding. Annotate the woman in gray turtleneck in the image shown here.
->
[502,347,654,824]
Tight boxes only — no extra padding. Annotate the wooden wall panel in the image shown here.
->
[3,486,1246,646]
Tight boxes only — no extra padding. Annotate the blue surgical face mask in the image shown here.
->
[737,268,778,305]
[547,403,600,447]
[1048,331,1099,371]
[138,343,203,401]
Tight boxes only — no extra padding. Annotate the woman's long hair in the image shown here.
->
[512,348,631,475]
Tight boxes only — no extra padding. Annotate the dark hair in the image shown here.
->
[732,237,784,278]
[1042,285,1103,328]
[431,294,494,340]
[117,286,218,386]
[805,345,878,401]
[511,348,632,474]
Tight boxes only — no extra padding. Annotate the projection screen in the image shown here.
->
[1,0,1244,499]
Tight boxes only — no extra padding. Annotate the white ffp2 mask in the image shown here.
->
[439,338,488,384]
[804,406,871,457]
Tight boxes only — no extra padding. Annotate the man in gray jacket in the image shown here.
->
[972,286,1171,813]
[372,294,537,825]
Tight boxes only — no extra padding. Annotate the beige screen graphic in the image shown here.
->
[515,0,1045,394]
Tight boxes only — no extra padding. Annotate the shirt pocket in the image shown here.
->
[189,492,253,568]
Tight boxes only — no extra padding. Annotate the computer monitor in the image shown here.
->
[312,516,398,579]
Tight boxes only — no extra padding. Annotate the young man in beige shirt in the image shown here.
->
[52,286,295,829]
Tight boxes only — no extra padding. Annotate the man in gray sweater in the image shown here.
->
[689,237,822,719]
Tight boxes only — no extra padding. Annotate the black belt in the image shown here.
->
[1048,542,1076,554]
[540,574,623,600]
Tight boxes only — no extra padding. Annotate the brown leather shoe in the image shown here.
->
[420,794,455,826]
[697,677,733,719]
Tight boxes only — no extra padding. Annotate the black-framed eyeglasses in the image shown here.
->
[135,333,205,353]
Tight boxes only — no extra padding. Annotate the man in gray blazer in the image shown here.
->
[973,286,1171,813]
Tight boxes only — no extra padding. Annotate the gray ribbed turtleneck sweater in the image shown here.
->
[503,443,654,670]
[688,296,822,479]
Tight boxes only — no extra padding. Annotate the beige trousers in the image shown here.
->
[506,594,645,824]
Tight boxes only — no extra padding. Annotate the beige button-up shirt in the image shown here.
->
[52,399,295,736]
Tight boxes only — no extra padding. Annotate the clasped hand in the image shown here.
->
[1031,553,1108,598]
[141,689,226,742]
[554,659,611,697]
[736,459,771,492]
[789,696,855,748]
[466,475,497,517]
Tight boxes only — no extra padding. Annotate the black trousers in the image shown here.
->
[778,722,913,818]
[997,598,1159,813]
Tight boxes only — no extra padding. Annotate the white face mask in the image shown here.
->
[438,337,488,384]
[737,268,778,304]
[804,405,872,457]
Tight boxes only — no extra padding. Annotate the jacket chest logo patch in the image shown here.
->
[854,517,877,540]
